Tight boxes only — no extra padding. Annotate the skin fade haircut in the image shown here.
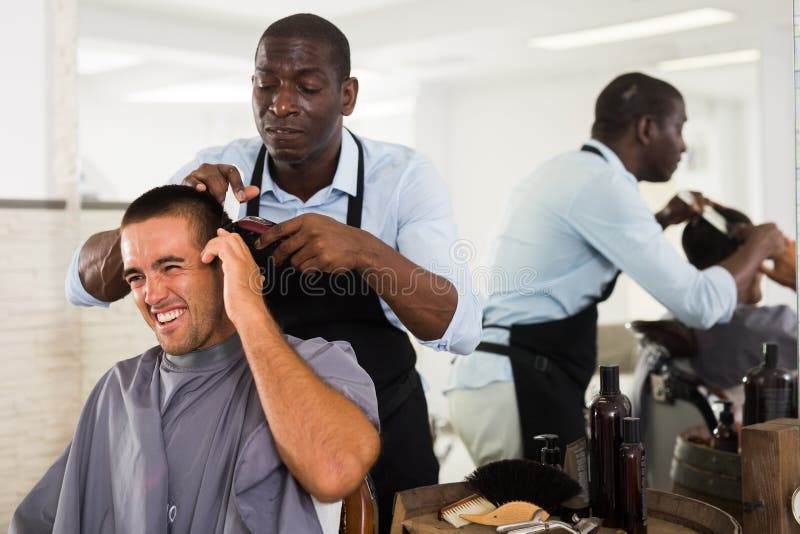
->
[121,185,233,248]
[257,13,351,83]
[591,72,683,142]
[682,207,751,269]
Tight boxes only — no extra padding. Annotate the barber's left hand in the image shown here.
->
[200,228,267,323]
[255,213,378,272]
[656,191,715,228]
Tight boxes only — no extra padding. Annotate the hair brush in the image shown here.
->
[464,459,581,515]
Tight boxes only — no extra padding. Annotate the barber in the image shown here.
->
[65,14,481,534]
[446,72,785,464]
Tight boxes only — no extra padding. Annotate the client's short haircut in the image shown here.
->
[682,206,751,269]
[121,185,232,248]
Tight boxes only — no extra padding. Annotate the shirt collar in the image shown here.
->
[164,332,242,369]
[259,127,359,203]
[584,139,637,186]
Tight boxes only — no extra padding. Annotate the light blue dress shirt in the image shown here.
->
[446,139,736,391]
[66,129,482,355]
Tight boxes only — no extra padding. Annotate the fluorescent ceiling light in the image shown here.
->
[658,49,760,71]
[78,47,145,74]
[127,80,249,104]
[529,8,736,50]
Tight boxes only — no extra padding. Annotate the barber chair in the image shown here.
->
[628,320,721,491]
[339,475,379,534]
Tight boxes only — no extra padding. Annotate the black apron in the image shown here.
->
[478,144,619,459]
[246,132,438,534]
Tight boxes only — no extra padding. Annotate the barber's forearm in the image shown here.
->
[78,229,130,302]
[237,311,379,501]
[357,240,457,341]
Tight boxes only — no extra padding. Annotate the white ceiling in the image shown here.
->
[79,0,792,103]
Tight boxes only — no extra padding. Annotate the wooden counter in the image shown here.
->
[391,483,741,534]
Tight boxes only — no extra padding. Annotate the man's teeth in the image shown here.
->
[156,309,186,324]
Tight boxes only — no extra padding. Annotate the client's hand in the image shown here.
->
[200,228,268,324]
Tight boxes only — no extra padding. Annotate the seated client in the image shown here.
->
[681,206,797,407]
[10,185,380,534]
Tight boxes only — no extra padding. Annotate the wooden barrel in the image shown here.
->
[391,482,741,534]
[670,427,742,523]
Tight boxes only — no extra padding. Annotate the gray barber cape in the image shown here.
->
[10,333,379,534]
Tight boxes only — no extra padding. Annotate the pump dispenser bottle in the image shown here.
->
[619,417,647,534]
[590,364,631,527]
[712,401,738,453]
[743,343,794,425]
[534,434,561,468]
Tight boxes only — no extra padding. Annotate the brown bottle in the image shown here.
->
[743,343,794,425]
[619,417,647,534]
[712,401,738,453]
[590,364,631,527]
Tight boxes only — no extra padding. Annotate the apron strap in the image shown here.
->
[246,145,267,217]
[346,130,365,228]
[580,144,607,161]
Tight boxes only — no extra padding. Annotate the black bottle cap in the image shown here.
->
[720,411,734,425]
[599,364,620,394]
[622,417,640,443]
[534,434,561,466]
[763,343,778,369]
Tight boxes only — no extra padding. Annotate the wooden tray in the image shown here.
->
[391,482,741,534]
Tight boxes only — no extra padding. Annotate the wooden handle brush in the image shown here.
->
[464,458,581,515]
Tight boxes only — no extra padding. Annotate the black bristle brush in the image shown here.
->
[464,459,581,515]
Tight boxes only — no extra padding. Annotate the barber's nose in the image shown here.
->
[270,85,299,117]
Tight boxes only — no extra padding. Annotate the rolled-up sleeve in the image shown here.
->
[568,175,736,329]
[64,240,111,308]
[394,157,482,355]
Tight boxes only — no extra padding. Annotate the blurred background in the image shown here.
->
[0,0,796,527]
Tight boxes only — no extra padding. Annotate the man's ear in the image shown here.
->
[635,115,655,146]
[341,77,358,117]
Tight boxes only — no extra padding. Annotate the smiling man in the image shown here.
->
[446,72,786,467]
[64,14,481,533]
[13,185,380,533]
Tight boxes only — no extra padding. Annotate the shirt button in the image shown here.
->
[168,505,177,523]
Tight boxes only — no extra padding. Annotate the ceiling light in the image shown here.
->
[529,8,736,50]
[658,49,760,71]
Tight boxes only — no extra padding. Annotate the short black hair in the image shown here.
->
[256,13,350,83]
[591,72,683,142]
[682,206,751,269]
[121,185,232,249]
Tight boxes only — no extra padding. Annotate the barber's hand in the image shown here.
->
[761,237,797,290]
[255,213,378,272]
[733,223,787,260]
[182,164,260,205]
[200,228,267,324]
[655,191,714,228]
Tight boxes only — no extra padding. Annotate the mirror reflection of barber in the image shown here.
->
[64,14,482,534]
[446,72,786,464]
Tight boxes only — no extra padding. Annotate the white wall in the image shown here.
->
[0,1,49,199]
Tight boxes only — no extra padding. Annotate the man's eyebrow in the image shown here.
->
[122,256,185,279]
[255,67,327,77]
[153,256,185,269]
